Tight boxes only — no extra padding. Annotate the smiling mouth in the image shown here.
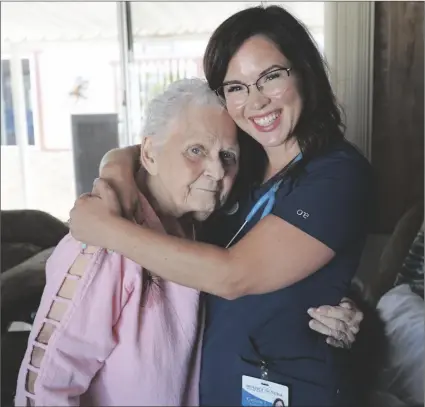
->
[250,110,281,127]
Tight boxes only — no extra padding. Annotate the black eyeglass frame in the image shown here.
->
[215,67,293,103]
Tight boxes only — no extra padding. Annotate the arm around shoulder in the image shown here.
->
[98,152,372,299]
[99,145,141,177]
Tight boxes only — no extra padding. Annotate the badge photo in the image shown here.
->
[242,375,290,406]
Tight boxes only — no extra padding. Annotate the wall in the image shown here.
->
[372,1,424,233]
[35,41,119,150]
[1,147,76,220]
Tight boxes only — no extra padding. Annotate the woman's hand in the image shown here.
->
[69,178,122,247]
[307,297,363,349]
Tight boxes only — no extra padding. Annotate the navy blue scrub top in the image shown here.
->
[199,140,372,406]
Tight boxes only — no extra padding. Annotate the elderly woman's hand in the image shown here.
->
[69,178,122,247]
[307,297,363,349]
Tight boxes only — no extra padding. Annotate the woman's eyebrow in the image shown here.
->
[222,79,244,85]
[258,64,286,77]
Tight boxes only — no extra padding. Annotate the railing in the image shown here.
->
[135,57,203,119]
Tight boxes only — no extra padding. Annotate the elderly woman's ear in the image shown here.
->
[140,136,159,176]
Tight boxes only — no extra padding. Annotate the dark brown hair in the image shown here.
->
[200,5,347,236]
[203,5,345,187]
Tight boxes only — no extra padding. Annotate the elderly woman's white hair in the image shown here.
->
[142,78,224,144]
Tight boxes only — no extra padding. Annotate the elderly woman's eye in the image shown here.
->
[188,146,204,156]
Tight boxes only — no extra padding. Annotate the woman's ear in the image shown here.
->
[140,136,159,175]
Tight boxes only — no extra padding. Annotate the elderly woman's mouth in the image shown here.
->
[197,188,218,193]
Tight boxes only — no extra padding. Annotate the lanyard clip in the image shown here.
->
[260,360,269,380]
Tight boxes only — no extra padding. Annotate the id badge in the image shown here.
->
[242,375,289,406]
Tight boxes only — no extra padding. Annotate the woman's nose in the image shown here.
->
[248,87,270,110]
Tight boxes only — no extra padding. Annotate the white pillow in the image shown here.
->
[376,284,424,405]
[369,390,407,407]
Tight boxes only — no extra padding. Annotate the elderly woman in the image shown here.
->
[15,78,239,406]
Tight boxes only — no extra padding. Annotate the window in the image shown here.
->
[1,58,36,146]
[1,2,122,219]
[126,2,325,144]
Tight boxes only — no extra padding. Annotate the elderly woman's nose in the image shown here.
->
[205,157,225,180]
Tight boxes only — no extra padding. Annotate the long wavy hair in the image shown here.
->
[200,5,346,236]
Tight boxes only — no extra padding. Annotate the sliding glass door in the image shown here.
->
[1,2,123,220]
[1,1,373,220]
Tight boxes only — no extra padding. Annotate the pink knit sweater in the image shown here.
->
[15,193,203,406]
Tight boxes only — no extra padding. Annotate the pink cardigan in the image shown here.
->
[15,193,204,406]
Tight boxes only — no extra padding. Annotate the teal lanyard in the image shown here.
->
[225,152,302,248]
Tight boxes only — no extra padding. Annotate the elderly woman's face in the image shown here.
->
[223,35,303,150]
[146,105,239,220]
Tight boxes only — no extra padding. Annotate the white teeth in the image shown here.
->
[253,112,279,127]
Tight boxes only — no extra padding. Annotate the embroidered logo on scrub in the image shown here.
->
[296,209,309,219]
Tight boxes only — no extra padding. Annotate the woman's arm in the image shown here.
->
[99,145,140,177]
[98,145,141,219]
[99,212,332,300]
[70,187,364,347]
[70,154,370,300]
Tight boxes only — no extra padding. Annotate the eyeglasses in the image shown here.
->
[215,67,292,107]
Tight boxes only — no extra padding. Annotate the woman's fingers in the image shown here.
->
[338,302,362,334]
[69,193,95,219]
[310,305,354,322]
[308,319,352,348]
[308,309,356,344]
[325,337,345,349]
[340,298,364,323]
[94,177,140,220]
[78,192,95,200]
[91,178,122,216]
[309,304,362,333]
[92,178,114,199]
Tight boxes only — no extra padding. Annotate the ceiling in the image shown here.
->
[1,1,323,43]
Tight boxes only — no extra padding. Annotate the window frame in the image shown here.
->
[1,54,41,148]
[324,2,375,161]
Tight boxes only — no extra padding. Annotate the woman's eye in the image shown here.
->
[264,72,281,82]
[225,85,243,93]
[220,151,237,163]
